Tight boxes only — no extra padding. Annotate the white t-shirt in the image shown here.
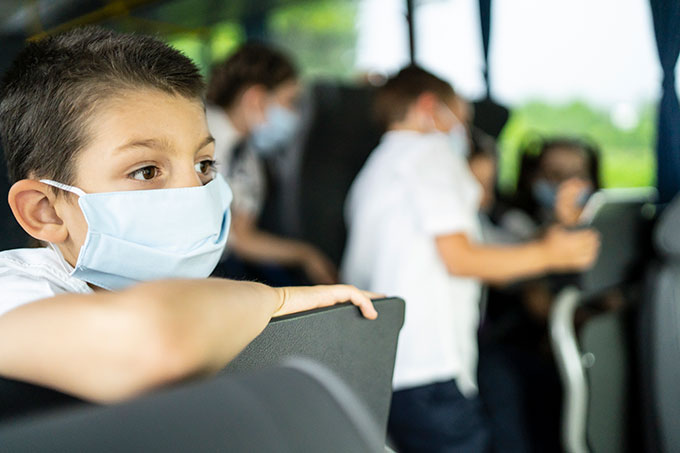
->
[0,247,93,318]
[205,105,266,218]
[341,131,483,396]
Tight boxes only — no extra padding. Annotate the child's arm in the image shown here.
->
[0,279,377,403]
[435,226,600,285]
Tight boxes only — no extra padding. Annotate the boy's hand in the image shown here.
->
[273,285,381,320]
[542,225,600,272]
[554,178,591,226]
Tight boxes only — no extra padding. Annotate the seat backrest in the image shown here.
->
[638,196,680,453]
[578,188,656,297]
[0,378,86,424]
[0,361,383,452]
[579,309,634,453]
[296,82,383,265]
[550,189,656,452]
[222,297,405,436]
[0,298,404,432]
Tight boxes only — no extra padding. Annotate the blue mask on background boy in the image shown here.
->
[251,103,300,154]
[448,123,470,158]
[41,174,232,290]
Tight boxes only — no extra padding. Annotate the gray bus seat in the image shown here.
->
[0,297,404,438]
[0,377,86,424]
[293,82,383,266]
[638,196,680,453]
[223,297,405,437]
[549,188,656,453]
[0,360,383,453]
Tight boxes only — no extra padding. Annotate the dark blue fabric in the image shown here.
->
[479,0,492,95]
[650,0,680,203]
[0,146,31,251]
[388,380,491,453]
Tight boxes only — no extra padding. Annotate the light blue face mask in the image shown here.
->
[448,123,470,158]
[251,103,300,155]
[41,174,232,290]
[532,180,559,209]
[439,102,469,157]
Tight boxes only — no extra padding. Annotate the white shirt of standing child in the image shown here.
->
[341,130,483,397]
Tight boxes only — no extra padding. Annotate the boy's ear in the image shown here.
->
[410,92,440,132]
[415,92,439,115]
[241,84,268,121]
[8,180,69,243]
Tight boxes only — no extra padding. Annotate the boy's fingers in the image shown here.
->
[361,290,386,299]
[339,285,378,320]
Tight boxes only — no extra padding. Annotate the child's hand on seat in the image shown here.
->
[273,285,382,320]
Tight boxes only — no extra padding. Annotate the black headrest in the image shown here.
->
[655,195,680,258]
[472,96,510,139]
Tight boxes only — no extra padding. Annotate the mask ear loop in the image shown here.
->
[40,179,87,197]
[39,180,84,274]
[47,242,76,274]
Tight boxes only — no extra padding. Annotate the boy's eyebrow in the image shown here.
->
[198,136,215,150]
[114,136,215,154]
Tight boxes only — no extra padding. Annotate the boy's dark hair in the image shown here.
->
[206,42,298,110]
[375,65,455,128]
[0,26,204,186]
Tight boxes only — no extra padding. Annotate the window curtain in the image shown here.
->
[650,0,680,203]
[479,0,492,96]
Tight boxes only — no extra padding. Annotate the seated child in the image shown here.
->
[205,43,337,286]
[341,66,599,452]
[0,27,377,404]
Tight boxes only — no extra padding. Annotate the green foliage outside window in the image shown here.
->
[497,101,656,193]
[162,0,657,193]
[268,0,359,80]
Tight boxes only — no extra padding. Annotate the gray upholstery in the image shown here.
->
[578,191,655,296]
[645,265,680,453]
[639,196,680,453]
[0,361,383,452]
[223,297,405,436]
[579,310,630,453]
[655,196,680,257]
[0,297,404,437]
[550,190,655,452]
[296,82,383,265]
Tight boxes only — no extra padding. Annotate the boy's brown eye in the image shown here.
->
[195,160,216,175]
[131,166,158,181]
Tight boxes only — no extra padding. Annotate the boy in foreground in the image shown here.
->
[0,27,377,404]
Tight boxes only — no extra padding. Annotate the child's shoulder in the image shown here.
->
[0,248,92,317]
[0,247,64,272]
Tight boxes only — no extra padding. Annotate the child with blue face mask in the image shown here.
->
[205,44,338,287]
[0,27,377,403]
[501,138,600,241]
